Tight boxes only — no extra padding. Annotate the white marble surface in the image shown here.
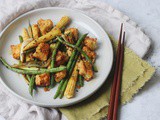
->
[99,0,160,120]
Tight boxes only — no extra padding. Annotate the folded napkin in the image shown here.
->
[59,35,155,120]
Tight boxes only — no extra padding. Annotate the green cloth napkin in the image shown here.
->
[59,35,155,120]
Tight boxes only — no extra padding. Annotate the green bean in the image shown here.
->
[51,42,60,68]
[49,42,61,89]
[93,64,98,72]
[28,20,33,38]
[12,58,51,68]
[57,36,92,64]
[29,75,35,96]
[19,35,23,43]
[26,74,31,82]
[66,34,88,69]
[54,34,87,99]
[59,51,80,98]
[77,75,84,87]
[53,51,79,99]
[0,57,66,75]
[53,80,65,99]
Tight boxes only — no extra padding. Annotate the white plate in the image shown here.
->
[0,7,113,107]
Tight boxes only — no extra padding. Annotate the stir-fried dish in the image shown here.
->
[0,16,98,99]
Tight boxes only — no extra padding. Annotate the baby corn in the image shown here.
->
[64,65,78,99]
[56,16,70,29]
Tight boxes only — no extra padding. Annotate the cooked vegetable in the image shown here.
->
[59,51,80,98]
[20,39,33,62]
[26,74,31,82]
[12,58,51,68]
[28,20,33,38]
[56,16,70,29]
[64,65,78,98]
[0,57,66,74]
[26,52,34,62]
[30,24,40,39]
[53,80,65,99]
[22,28,30,41]
[33,43,50,61]
[77,74,84,87]
[54,34,87,99]
[2,16,98,99]
[49,42,61,88]
[29,75,35,96]
[51,42,61,68]
[57,35,87,99]
[23,74,30,84]
[38,19,53,35]
[29,76,35,95]
[66,34,88,69]
[23,27,61,51]
[19,35,23,43]
[93,64,98,72]
[23,48,35,54]
[57,36,92,64]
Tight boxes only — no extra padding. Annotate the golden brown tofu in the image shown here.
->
[66,46,73,57]
[37,19,53,35]
[64,28,79,43]
[55,70,67,82]
[77,60,93,81]
[29,24,40,39]
[82,46,96,63]
[35,73,50,86]
[26,52,34,62]
[84,36,97,50]
[77,60,86,75]
[33,43,50,61]
[11,43,22,59]
[55,51,69,66]
[22,28,30,41]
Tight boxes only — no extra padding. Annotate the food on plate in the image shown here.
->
[0,16,98,99]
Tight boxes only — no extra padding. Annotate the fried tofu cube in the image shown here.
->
[35,73,50,86]
[64,28,79,43]
[22,28,30,41]
[66,46,73,57]
[38,19,53,35]
[77,60,86,75]
[11,43,22,59]
[82,46,96,63]
[84,36,97,50]
[33,43,50,61]
[55,51,69,66]
[77,60,94,81]
[55,70,67,82]
[26,52,34,62]
[32,24,40,39]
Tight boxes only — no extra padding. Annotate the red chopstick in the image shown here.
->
[112,32,125,120]
[107,24,125,120]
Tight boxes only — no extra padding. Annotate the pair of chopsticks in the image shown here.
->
[107,23,125,120]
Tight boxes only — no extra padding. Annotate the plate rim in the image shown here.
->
[0,7,113,107]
